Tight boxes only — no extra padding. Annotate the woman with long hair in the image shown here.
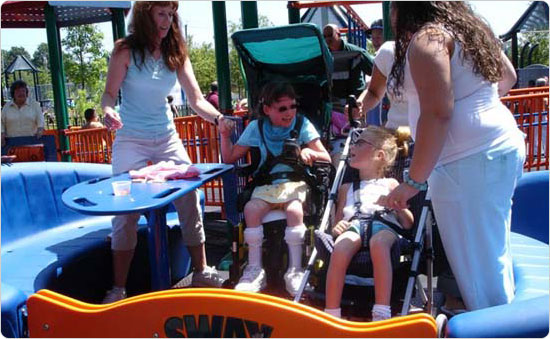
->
[382,2,524,312]
[101,1,233,303]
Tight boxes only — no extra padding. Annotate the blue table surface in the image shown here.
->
[62,163,233,215]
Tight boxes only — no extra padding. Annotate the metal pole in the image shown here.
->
[112,8,126,40]
[241,1,259,29]
[212,2,232,114]
[45,4,70,161]
[288,1,301,24]
[512,32,519,69]
[382,1,393,41]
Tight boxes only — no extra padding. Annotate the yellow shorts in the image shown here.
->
[251,181,308,205]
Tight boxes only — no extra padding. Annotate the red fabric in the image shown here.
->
[129,161,200,182]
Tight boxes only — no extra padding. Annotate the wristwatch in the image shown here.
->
[214,115,221,126]
[403,169,428,191]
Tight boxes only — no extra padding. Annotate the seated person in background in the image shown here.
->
[206,81,219,110]
[81,108,104,129]
[2,80,44,148]
[220,81,331,296]
[324,126,413,321]
[323,24,373,113]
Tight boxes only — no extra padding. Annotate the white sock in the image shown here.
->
[372,304,391,321]
[285,225,307,269]
[324,308,341,318]
[244,226,264,268]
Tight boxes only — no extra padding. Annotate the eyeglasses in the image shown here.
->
[276,104,298,113]
[352,139,377,148]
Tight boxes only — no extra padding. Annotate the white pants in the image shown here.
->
[110,133,205,250]
[429,146,525,311]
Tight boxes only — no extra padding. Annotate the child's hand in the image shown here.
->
[300,148,316,166]
[331,220,350,238]
[218,116,234,137]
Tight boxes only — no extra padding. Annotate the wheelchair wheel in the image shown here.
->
[436,313,448,338]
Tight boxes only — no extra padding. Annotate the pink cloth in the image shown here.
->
[129,161,200,181]
[331,111,350,137]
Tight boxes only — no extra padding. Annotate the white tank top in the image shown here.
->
[342,178,395,221]
[404,30,521,165]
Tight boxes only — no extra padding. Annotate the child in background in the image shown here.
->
[324,126,413,321]
[220,81,331,296]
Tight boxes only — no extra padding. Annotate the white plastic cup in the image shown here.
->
[112,181,131,196]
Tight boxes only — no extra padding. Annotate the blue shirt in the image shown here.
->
[118,51,177,139]
[237,116,320,177]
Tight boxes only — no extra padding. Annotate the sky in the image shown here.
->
[0,1,532,57]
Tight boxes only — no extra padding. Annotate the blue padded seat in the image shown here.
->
[1,162,201,338]
[447,171,549,338]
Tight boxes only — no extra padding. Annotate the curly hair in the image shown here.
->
[389,2,503,97]
[117,1,187,72]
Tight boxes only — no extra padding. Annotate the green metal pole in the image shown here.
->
[45,4,70,161]
[241,1,258,29]
[111,8,126,41]
[212,2,232,114]
[382,1,393,41]
[288,1,300,24]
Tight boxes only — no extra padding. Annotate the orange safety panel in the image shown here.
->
[27,289,436,338]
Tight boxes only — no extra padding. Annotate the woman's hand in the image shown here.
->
[218,116,235,138]
[377,183,418,210]
[104,107,123,130]
[332,220,351,238]
[343,101,364,121]
[300,148,317,166]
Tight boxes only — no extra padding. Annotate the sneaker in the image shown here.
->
[284,267,305,296]
[102,287,126,304]
[192,266,225,287]
[234,266,266,292]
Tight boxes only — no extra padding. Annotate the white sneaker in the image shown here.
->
[284,267,305,296]
[192,266,225,287]
[102,287,127,304]
[235,266,266,292]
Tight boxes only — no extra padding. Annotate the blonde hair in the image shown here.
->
[360,126,411,175]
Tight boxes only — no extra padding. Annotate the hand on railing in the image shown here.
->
[218,116,235,137]
[104,107,123,130]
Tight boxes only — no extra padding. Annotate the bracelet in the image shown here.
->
[403,169,428,191]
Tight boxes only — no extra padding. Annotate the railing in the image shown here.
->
[507,86,549,96]
[64,128,115,164]
[501,92,549,171]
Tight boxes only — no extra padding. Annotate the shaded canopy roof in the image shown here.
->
[501,1,549,41]
[4,55,39,74]
[1,1,130,29]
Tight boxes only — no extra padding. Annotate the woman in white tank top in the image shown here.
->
[381,2,525,312]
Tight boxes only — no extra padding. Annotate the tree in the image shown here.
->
[32,43,50,70]
[520,31,549,66]
[62,24,107,90]
[61,24,108,118]
[187,35,217,93]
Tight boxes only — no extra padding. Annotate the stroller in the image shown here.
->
[293,122,441,322]
[228,24,336,294]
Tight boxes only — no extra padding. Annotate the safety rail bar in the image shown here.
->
[501,92,549,171]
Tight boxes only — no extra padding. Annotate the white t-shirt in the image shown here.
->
[375,41,409,129]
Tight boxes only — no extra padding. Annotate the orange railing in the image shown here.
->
[507,86,549,96]
[65,128,115,163]
[501,92,549,171]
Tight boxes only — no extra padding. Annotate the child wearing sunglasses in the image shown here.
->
[324,126,413,321]
[220,81,331,295]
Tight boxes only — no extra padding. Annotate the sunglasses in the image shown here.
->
[276,104,298,113]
